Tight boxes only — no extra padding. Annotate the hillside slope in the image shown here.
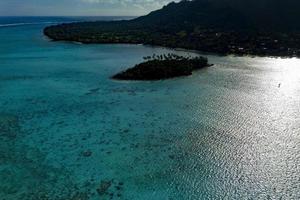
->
[134,0,300,30]
[44,0,300,57]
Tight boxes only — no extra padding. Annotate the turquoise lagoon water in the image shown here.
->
[0,17,299,200]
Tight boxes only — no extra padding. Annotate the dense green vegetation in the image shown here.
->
[112,54,211,80]
[44,0,300,57]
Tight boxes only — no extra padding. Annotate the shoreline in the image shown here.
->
[45,34,299,59]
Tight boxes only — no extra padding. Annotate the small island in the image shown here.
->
[112,54,212,80]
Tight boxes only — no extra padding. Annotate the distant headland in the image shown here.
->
[44,0,300,57]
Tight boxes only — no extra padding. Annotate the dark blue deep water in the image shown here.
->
[0,17,299,200]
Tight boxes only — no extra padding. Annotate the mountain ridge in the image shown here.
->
[134,0,300,31]
[44,0,300,57]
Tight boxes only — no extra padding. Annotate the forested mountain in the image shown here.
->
[44,0,300,57]
[134,0,300,31]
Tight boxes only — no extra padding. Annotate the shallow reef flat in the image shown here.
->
[1,22,300,200]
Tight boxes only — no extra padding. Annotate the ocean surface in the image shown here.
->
[0,17,299,200]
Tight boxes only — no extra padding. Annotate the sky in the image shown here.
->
[0,0,179,16]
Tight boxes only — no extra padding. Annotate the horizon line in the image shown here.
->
[0,15,140,17]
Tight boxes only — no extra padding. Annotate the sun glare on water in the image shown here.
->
[273,58,300,92]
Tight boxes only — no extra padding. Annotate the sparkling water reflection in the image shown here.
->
[0,18,299,200]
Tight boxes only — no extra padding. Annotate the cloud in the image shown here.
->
[0,0,178,16]
[79,0,182,15]
[81,0,176,9]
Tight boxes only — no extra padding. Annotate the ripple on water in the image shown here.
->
[0,22,300,199]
